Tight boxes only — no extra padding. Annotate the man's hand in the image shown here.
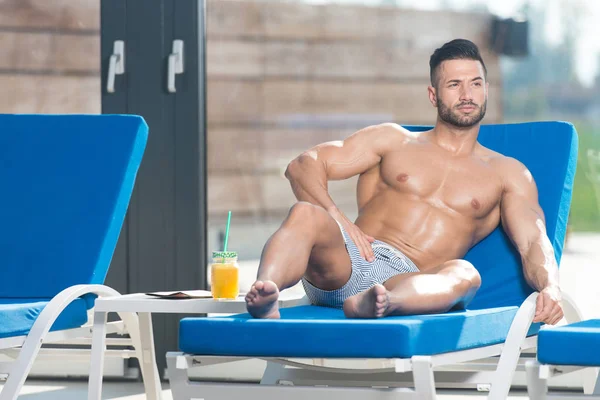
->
[329,208,375,262]
[340,219,376,262]
[533,286,564,325]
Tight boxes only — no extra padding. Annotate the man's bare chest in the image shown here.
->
[379,149,504,219]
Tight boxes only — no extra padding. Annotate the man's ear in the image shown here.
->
[427,85,437,108]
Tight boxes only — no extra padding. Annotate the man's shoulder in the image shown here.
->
[485,152,535,194]
[478,145,526,171]
[369,123,424,143]
[491,154,529,174]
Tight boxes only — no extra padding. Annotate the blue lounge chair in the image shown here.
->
[526,319,600,399]
[167,121,583,400]
[0,114,147,400]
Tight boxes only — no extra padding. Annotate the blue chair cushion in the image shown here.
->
[0,114,147,299]
[179,305,540,358]
[537,320,600,366]
[405,122,577,309]
[0,298,89,339]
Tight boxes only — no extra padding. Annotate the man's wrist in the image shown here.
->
[542,284,562,299]
[326,205,341,217]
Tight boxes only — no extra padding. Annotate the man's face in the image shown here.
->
[430,59,488,128]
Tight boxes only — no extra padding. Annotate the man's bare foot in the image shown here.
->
[245,280,280,319]
[343,284,389,318]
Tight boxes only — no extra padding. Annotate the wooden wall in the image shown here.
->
[0,0,503,222]
[0,0,100,114]
[206,0,503,219]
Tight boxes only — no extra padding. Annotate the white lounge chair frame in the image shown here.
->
[166,292,597,400]
[526,360,600,400]
[0,285,149,400]
[525,294,600,400]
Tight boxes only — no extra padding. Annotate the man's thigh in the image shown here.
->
[302,206,352,291]
[382,258,481,310]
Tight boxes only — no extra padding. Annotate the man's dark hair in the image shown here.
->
[429,39,487,87]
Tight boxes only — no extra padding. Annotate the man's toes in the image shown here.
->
[254,281,264,291]
[258,280,278,296]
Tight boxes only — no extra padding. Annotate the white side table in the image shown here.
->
[86,291,307,400]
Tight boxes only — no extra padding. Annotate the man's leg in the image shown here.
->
[246,202,352,318]
[343,259,481,318]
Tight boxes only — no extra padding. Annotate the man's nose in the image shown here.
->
[459,85,473,101]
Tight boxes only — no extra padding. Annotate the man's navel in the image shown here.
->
[396,173,409,182]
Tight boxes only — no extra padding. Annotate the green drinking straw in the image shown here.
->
[222,211,232,260]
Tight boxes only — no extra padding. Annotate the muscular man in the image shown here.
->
[245,39,564,325]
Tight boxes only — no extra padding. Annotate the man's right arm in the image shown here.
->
[284,123,403,260]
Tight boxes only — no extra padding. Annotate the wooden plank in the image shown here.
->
[260,1,325,40]
[0,75,100,114]
[318,4,383,40]
[262,80,502,125]
[208,79,501,127]
[208,0,495,46]
[207,39,263,78]
[208,173,358,215]
[208,173,265,215]
[264,41,311,78]
[207,129,266,173]
[207,0,263,37]
[321,5,493,44]
[207,80,263,125]
[307,42,501,83]
[0,32,99,72]
[207,128,355,172]
[0,0,99,31]
[209,38,500,83]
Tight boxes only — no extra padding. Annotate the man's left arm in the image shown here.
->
[499,158,564,325]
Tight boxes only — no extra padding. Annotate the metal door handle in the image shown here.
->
[168,40,184,93]
[107,40,125,93]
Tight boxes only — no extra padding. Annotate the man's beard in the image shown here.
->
[437,97,487,128]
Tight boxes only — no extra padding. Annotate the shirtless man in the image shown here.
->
[245,38,564,325]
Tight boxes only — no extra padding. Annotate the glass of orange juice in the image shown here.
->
[210,251,239,299]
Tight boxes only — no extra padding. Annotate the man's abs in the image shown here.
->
[354,191,497,270]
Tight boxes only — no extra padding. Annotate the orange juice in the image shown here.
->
[211,251,239,299]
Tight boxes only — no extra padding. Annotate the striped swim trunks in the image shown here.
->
[301,223,420,309]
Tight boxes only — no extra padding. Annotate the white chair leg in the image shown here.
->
[525,360,548,400]
[0,284,119,400]
[412,356,436,400]
[489,292,538,400]
[87,311,108,400]
[167,352,191,400]
[260,361,285,385]
[135,312,163,400]
[0,341,40,400]
[580,366,600,395]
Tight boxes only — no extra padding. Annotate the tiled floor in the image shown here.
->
[6,379,539,399]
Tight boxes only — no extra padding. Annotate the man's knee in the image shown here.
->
[447,260,481,289]
[288,202,327,225]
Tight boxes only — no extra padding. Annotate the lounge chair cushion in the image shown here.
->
[455,122,576,309]
[179,305,540,358]
[0,298,88,339]
[0,114,147,299]
[537,319,600,366]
